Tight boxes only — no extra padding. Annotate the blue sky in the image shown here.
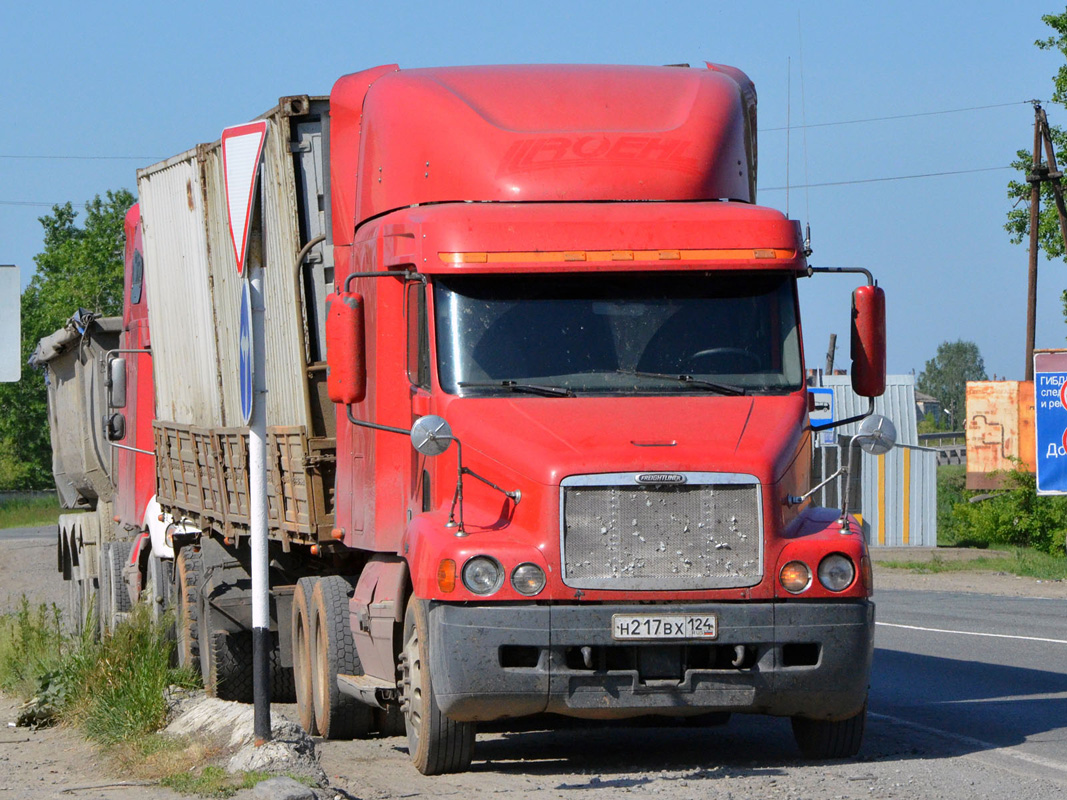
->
[1,0,1064,381]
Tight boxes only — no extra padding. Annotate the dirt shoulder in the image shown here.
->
[871,547,1067,599]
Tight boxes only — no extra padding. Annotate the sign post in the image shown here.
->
[1033,350,1067,494]
[222,120,271,743]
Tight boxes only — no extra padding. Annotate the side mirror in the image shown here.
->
[106,412,126,442]
[856,413,896,455]
[325,292,367,404]
[108,357,127,408]
[850,285,886,397]
[411,415,453,457]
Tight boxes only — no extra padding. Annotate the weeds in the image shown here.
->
[0,597,66,698]
[0,494,63,530]
[161,766,275,798]
[0,595,289,796]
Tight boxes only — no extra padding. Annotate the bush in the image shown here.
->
[936,465,968,545]
[946,466,1067,555]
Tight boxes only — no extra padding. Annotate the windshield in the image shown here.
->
[434,271,803,395]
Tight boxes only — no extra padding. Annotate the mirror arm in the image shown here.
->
[343,270,426,293]
[344,404,412,436]
[806,265,875,285]
[809,397,874,434]
[787,466,846,506]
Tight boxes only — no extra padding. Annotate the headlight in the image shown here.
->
[780,560,812,594]
[818,554,856,592]
[511,563,546,596]
[462,556,504,595]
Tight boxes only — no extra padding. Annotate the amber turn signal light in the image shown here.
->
[437,559,456,593]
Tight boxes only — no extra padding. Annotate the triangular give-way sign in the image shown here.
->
[221,120,269,276]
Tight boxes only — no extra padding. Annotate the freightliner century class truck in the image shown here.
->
[36,63,891,774]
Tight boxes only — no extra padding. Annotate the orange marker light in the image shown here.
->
[437,559,457,593]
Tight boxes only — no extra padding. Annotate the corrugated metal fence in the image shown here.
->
[817,375,938,547]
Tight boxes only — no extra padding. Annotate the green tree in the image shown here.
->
[1006,11,1067,330]
[0,190,134,489]
[917,340,988,431]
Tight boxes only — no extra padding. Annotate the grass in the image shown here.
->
[0,494,63,529]
[0,596,303,796]
[880,547,1067,581]
[161,766,276,798]
[0,597,66,698]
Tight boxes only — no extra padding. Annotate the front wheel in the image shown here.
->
[400,597,475,774]
[791,701,867,759]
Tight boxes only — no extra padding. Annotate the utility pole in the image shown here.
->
[1025,102,1067,380]
[1026,102,1043,382]
[824,332,837,376]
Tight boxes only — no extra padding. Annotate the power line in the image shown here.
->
[0,154,161,161]
[764,100,1034,132]
[760,165,1014,191]
[0,166,1024,208]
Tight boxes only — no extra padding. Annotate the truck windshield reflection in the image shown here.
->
[434,271,803,396]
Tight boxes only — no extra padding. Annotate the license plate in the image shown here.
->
[611,613,719,640]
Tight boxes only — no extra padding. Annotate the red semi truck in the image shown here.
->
[40,62,888,774]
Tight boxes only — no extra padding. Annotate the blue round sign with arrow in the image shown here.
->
[239,281,254,426]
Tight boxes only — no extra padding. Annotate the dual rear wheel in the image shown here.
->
[292,576,371,739]
[290,582,474,774]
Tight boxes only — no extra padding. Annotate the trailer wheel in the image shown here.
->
[292,577,318,734]
[310,576,371,739]
[66,567,84,637]
[270,636,296,703]
[97,545,112,639]
[791,700,867,759]
[199,578,254,703]
[145,554,173,633]
[107,541,133,631]
[175,548,203,672]
[400,596,475,774]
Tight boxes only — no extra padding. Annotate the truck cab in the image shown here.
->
[323,64,884,772]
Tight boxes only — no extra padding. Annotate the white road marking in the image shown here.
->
[876,621,1067,645]
[871,711,1067,780]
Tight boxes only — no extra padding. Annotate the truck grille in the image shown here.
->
[560,475,763,591]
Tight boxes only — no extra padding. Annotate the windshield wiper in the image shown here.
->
[616,369,746,396]
[457,380,575,397]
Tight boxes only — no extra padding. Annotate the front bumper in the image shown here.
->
[428,600,874,722]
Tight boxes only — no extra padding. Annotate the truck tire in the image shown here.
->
[97,545,112,639]
[145,554,172,632]
[310,576,371,739]
[67,568,84,637]
[270,637,296,703]
[400,596,475,774]
[175,548,203,672]
[107,541,133,631]
[791,701,867,759]
[292,577,317,734]
[375,704,405,737]
[199,578,255,703]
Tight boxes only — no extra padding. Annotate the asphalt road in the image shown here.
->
[3,525,1067,798]
[872,588,1067,787]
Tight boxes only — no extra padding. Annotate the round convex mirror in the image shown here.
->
[856,414,896,455]
[410,415,454,457]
